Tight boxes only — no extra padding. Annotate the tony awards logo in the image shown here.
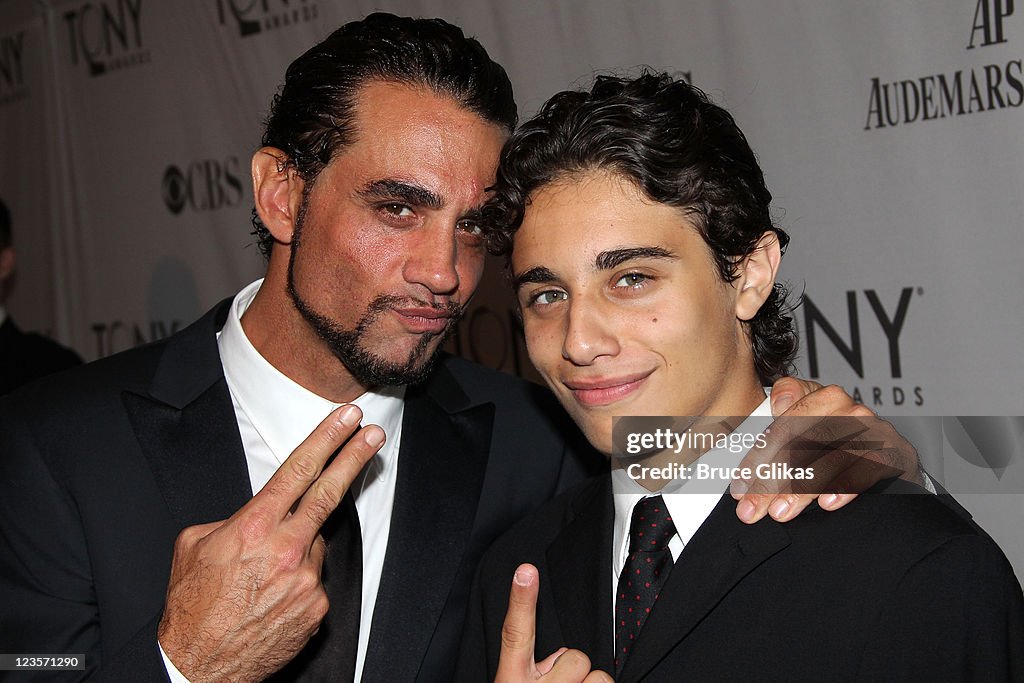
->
[63,0,151,77]
[801,287,924,407]
[216,0,319,38]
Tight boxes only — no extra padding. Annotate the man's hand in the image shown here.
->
[157,404,384,682]
[732,377,923,524]
[495,564,612,683]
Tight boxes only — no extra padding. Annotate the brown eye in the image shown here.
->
[382,203,414,217]
[457,219,483,236]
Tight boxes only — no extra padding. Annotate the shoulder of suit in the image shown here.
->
[435,353,546,400]
[4,337,161,409]
[476,475,606,579]
[789,481,1006,570]
[433,353,570,419]
[1,300,227,416]
[7,328,82,363]
[433,352,595,450]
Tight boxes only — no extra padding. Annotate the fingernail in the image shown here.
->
[820,493,839,509]
[769,499,790,520]
[738,499,757,523]
[339,404,360,426]
[514,566,534,586]
[730,479,749,496]
[363,426,385,447]
[773,394,795,414]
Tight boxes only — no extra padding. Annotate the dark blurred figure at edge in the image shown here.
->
[0,197,82,395]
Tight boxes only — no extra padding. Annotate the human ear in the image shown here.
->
[251,147,305,245]
[734,231,782,321]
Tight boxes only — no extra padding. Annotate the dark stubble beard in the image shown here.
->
[286,200,465,388]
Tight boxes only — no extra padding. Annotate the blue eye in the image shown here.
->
[614,272,649,288]
[532,290,568,306]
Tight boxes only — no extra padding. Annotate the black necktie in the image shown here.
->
[614,494,676,676]
[270,491,362,682]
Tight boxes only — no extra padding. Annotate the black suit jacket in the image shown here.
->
[0,300,600,682]
[459,475,1024,681]
[0,317,82,395]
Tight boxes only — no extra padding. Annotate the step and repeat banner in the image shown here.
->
[2,0,1021,570]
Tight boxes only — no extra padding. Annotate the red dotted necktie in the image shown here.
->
[614,494,676,676]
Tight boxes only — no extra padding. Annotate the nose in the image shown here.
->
[403,225,460,296]
[561,295,620,366]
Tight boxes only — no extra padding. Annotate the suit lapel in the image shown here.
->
[546,476,616,674]
[618,494,791,683]
[362,363,494,682]
[123,301,252,529]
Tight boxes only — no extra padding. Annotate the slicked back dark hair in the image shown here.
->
[484,71,797,383]
[251,12,518,257]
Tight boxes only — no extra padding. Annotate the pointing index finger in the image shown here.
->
[496,564,540,677]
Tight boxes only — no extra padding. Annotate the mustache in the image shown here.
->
[367,295,466,319]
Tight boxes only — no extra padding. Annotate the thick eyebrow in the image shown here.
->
[460,206,485,223]
[512,266,559,292]
[357,179,443,210]
[595,246,676,270]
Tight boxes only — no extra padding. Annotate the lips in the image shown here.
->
[563,370,654,407]
[392,307,453,334]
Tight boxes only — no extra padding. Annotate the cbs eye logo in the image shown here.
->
[162,159,243,214]
[162,166,188,215]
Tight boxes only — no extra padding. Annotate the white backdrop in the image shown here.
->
[2,0,1021,576]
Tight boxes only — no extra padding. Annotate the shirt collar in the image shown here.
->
[613,392,773,554]
[217,279,405,466]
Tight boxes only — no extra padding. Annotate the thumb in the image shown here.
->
[495,564,540,679]
[769,376,803,416]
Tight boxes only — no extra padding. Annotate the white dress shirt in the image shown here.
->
[611,394,774,609]
[161,279,405,682]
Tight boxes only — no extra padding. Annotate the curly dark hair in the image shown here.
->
[483,71,797,383]
[251,12,518,257]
